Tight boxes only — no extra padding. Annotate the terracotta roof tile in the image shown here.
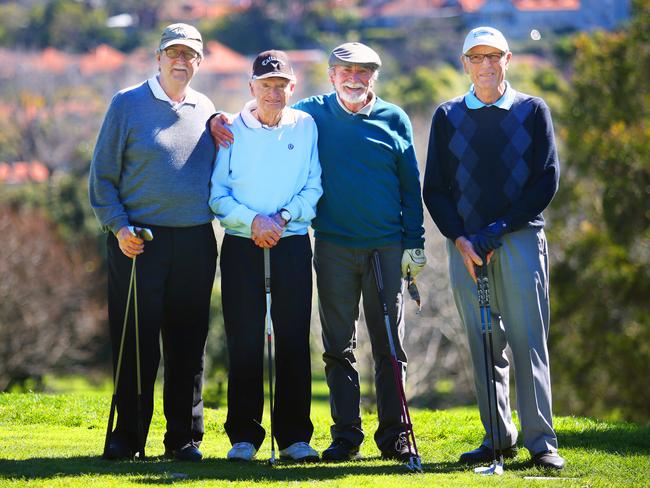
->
[37,47,73,73]
[514,0,580,10]
[79,44,126,76]
[459,0,487,12]
[0,161,49,184]
[200,40,250,74]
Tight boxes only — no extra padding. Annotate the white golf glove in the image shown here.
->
[401,248,426,279]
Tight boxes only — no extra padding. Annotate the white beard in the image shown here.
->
[338,83,369,104]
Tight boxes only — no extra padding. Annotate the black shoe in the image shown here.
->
[321,438,360,462]
[380,433,414,463]
[165,441,203,462]
[458,444,518,464]
[103,436,136,460]
[532,450,565,470]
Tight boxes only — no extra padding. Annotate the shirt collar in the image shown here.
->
[240,99,297,129]
[147,75,198,108]
[335,90,376,116]
[464,81,515,110]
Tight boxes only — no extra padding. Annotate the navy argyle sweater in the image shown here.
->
[423,91,559,241]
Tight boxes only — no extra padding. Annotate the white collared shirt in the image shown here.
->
[147,75,199,110]
[240,99,298,129]
[335,90,376,116]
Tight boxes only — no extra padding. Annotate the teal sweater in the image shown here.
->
[294,93,424,249]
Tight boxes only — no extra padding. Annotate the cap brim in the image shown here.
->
[329,60,380,70]
[252,72,295,81]
[462,39,509,54]
[160,39,203,57]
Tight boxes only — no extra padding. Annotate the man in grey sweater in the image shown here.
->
[89,23,216,462]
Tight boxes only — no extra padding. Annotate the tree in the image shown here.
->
[548,0,650,422]
[0,182,107,391]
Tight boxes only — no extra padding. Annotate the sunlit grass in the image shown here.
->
[0,376,648,487]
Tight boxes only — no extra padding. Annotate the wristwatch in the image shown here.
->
[280,209,292,224]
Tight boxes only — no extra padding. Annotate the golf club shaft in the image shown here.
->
[103,257,136,456]
[264,248,276,463]
[478,265,500,466]
[132,256,145,458]
[485,299,504,465]
[371,250,420,460]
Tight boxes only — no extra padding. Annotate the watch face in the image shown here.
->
[281,210,291,221]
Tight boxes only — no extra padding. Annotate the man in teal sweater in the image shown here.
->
[211,42,426,464]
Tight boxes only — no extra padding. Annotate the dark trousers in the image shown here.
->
[107,223,216,450]
[221,234,314,450]
[314,239,406,450]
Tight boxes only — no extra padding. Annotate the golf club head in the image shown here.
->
[128,226,154,241]
[474,461,504,476]
[405,274,421,313]
[404,455,423,473]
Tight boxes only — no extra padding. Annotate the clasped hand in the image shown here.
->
[251,214,285,248]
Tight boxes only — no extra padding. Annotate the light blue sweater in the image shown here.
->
[209,100,322,238]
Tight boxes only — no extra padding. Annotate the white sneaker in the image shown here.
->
[227,442,257,461]
[280,442,320,462]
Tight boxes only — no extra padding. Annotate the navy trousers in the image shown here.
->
[107,223,216,450]
[220,233,314,450]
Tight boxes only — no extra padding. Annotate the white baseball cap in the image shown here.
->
[462,26,509,54]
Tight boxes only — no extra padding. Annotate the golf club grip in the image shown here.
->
[264,248,271,292]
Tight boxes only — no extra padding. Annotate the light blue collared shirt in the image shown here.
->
[464,81,515,110]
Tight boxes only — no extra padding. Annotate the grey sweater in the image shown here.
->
[89,81,216,234]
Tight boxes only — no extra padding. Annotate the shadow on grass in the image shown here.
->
[558,422,650,455]
[0,457,470,483]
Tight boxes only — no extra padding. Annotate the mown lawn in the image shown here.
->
[0,377,648,487]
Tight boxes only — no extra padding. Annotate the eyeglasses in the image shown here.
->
[164,47,199,61]
[465,53,504,64]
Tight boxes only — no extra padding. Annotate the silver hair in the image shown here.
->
[328,65,380,82]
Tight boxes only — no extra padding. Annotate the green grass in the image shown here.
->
[0,378,648,487]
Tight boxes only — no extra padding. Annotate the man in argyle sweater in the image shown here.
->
[423,26,565,470]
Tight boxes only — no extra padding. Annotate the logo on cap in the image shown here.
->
[474,30,495,38]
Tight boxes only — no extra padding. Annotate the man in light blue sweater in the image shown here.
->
[209,50,322,463]
[211,43,426,465]
[89,23,216,462]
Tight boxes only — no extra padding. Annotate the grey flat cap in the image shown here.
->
[159,23,203,58]
[328,42,382,69]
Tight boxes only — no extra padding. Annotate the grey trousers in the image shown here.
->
[447,227,558,455]
[314,239,406,449]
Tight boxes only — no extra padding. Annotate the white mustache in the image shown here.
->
[342,82,366,89]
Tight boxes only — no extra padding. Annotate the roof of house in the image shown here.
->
[460,0,580,12]
[200,40,251,74]
[79,44,127,76]
[0,161,49,184]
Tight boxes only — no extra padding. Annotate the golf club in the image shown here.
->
[474,264,504,476]
[405,272,421,314]
[371,250,423,473]
[103,226,153,460]
[264,248,277,466]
